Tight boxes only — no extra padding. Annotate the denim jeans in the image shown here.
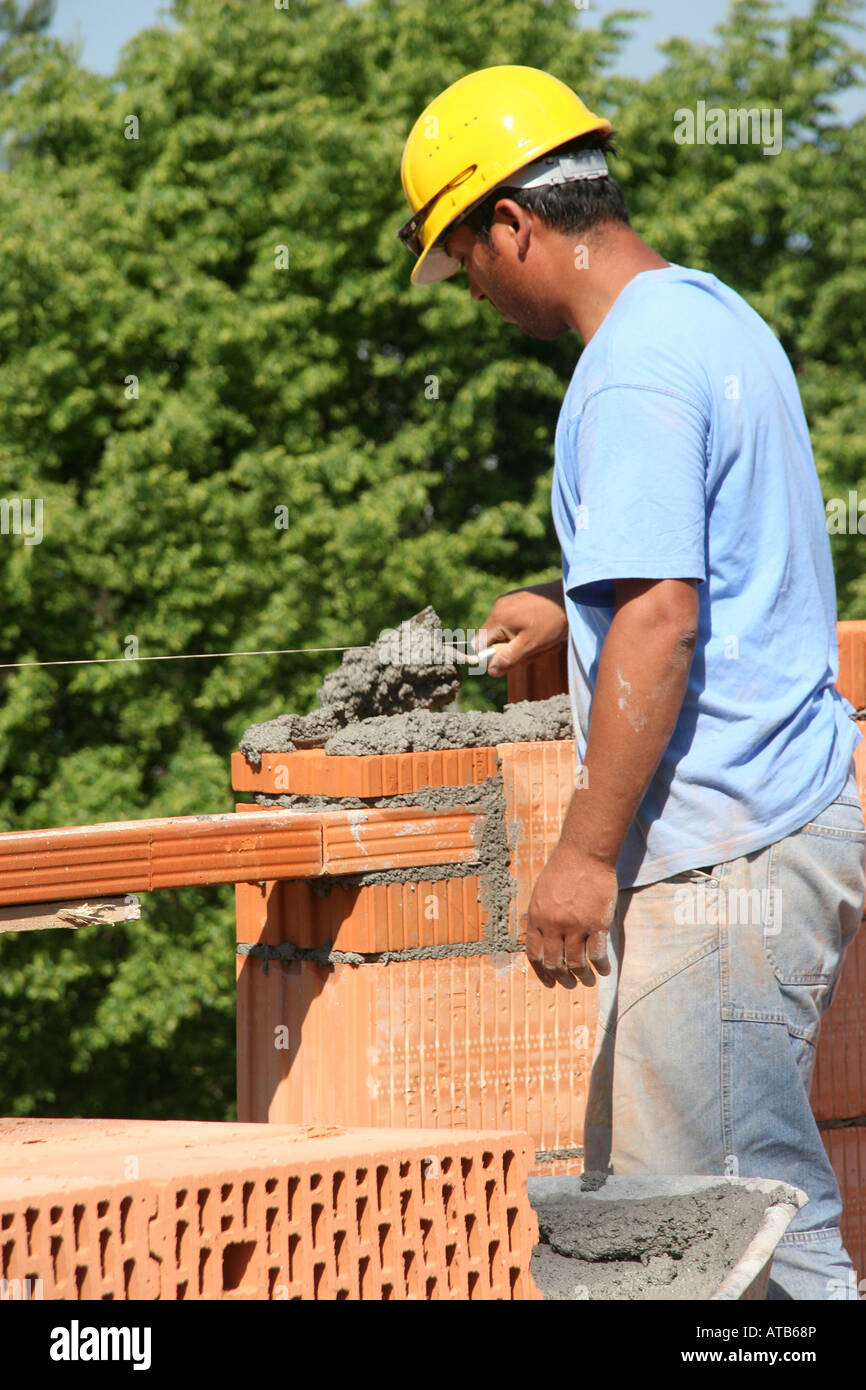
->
[584,759,866,1300]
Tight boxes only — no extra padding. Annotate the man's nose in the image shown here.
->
[467,273,487,303]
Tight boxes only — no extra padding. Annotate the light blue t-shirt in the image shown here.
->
[551,263,860,889]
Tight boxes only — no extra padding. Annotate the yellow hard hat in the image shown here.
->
[397,65,611,286]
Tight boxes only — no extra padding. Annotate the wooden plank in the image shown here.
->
[0,896,141,933]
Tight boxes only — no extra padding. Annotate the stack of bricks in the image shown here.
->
[232,741,594,1175]
[0,1118,541,1300]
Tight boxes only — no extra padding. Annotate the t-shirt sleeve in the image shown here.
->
[563,384,708,606]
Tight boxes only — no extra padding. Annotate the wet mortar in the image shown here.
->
[238,605,573,764]
[530,1183,783,1300]
[240,606,464,766]
[240,607,574,952]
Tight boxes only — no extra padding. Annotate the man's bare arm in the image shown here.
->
[527,577,699,987]
[560,576,699,861]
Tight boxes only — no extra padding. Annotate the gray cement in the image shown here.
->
[317,605,461,721]
[323,695,573,755]
[530,1184,774,1301]
[239,603,574,765]
[239,607,463,766]
[237,938,525,970]
[579,1170,609,1192]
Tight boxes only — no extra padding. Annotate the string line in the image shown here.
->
[0,639,478,671]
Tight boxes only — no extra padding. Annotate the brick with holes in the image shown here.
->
[0,1118,541,1301]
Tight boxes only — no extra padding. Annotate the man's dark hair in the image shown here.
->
[456,130,628,247]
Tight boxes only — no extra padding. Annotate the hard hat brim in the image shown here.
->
[411,244,463,286]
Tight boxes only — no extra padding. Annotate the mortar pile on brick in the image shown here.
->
[0,1118,541,1301]
[238,606,465,767]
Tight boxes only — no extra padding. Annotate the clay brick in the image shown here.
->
[0,812,323,905]
[234,739,592,1170]
[235,951,593,1165]
[505,647,569,704]
[496,739,581,942]
[0,806,487,907]
[0,1184,159,1301]
[231,747,498,796]
[237,875,488,956]
[320,808,483,875]
[836,621,866,712]
[0,1119,541,1301]
[821,1123,866,1290]
[811,925,866,1123]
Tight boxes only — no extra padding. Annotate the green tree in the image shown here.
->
[0,0,54,91]
[0,0,863,1118]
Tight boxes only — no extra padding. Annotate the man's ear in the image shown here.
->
[490,196,523,232]
[491,198,532,258]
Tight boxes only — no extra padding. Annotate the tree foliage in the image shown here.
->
[0,0,863,1118]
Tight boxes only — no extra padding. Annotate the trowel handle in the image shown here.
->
[464,644,501,667]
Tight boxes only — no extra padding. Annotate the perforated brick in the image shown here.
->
[0,1119,541,1301]
[812,924,866,1123]
[236,950,592,1168]
[822,1123,866,1289]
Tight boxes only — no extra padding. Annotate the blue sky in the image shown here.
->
[47,0,864,120]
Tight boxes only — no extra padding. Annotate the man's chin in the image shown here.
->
[519,321,568,340]
[494,304,566,339]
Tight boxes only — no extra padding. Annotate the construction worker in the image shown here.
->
[397,65,866,1301]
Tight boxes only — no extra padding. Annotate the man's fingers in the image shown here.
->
[525,923,553,988]
[529,954,557,990]
[529,921,610,992]
[570,945,596,990]
[544,935,586,990]
[485,633,533,677]
[527,926,576,991]
[565,932,609,987]
[586,931,611,977]
[471,617,509,652]
[470,616,535,676]
[542,936,565,977]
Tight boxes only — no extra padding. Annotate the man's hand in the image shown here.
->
[475,579,567,678]
[526,841,617,989]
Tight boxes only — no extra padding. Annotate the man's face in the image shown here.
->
[443,206,569,340]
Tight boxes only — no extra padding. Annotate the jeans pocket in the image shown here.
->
[763,814,865,988]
